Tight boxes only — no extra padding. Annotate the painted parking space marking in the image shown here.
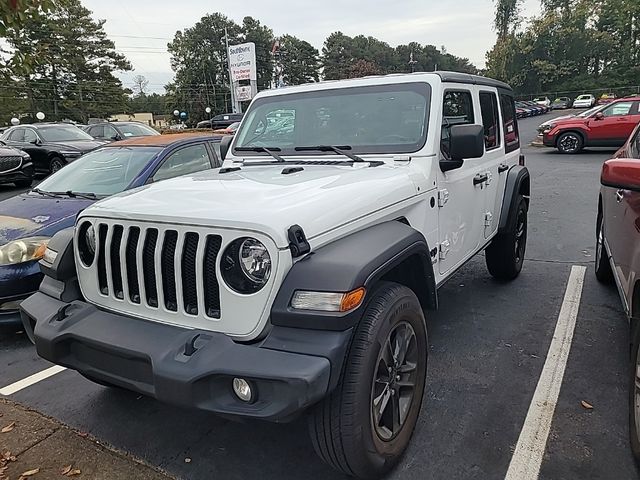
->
[505,265,586,480]
[0,365,66,396]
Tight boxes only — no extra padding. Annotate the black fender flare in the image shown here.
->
[498,165,530,234]
[270,221,437,331]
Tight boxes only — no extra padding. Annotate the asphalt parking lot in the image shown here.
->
[1,112,638,479]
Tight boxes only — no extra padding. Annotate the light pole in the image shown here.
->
[205,106,212,129]
[10,118,19,126]
[173,109,180,128]
[36,112,45,121]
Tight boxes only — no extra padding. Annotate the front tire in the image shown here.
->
[50,156,66,173]
[486,196,528,280]
[595,210,613,283]
[557,132,583,154]
[308,282,427,478]
[629,321,640,467]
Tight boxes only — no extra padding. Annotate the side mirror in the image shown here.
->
[601,159,640,192]
[111,135,121,141]
[30,138,41,145]
[220,135,233,161]
[594,112,605,121]
[441,124,485,172]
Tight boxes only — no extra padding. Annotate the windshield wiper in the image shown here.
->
[49,190,99,200]
[235,146,286,163]
[294,145,365,163]
[31,188,63,198]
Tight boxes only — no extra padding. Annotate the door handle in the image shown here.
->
[616,189,624,203]
[473,173,488,186]
[498,164,509,173]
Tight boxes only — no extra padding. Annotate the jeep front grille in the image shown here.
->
[94,223,221,318]
[0,156,22,174]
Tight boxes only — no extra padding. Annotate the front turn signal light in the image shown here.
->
[291,287,366,313]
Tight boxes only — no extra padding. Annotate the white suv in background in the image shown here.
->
[573,94,596,108]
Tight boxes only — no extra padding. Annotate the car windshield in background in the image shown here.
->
[233,83,431,155]
[577,105,604,117]
[118,123,159,137]
[36,146,161,195]
[38,125,95,142]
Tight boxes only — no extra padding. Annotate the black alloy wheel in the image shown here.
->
[371,321,419,441]
[557,132,583,154]
[50,157,66,173]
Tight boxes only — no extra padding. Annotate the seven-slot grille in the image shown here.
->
[0,156,22,173]
[94,223,222,318]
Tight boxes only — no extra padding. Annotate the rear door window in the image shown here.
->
[479,92,501,150]
[500,93,520,153]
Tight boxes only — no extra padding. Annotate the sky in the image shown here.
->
[82,0,543,94]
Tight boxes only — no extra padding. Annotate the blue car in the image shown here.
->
[0,132,225,325]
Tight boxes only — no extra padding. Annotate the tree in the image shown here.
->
[494,0,523,39]
[0,0,56,36]
[240,16,273,90]
[132,74,149,97]
[277,35,320,85]
[1,0,131,123]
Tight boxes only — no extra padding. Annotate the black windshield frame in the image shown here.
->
[233,82,432,157]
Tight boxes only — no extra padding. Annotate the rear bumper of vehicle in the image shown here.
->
[20,293,352,421]
[0,162,34,185]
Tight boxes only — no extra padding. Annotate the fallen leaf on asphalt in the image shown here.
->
[77,432,88,438]
[19,468,40,476]
[1,423,15,433]
[184,457,192,463]
[66,469,81,476]
[581,400,594,410]
[61,465,72,475]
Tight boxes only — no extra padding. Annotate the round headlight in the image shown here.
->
[239,238,271,283]
[221,237,271,294]
[78,221,96,266]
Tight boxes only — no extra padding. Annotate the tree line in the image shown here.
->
[0,1,476,124]
[486,0,640,95]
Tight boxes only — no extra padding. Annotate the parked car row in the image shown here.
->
[516,100,551,118]
[0,132,226,325]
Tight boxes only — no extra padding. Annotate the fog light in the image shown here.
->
[232,377,253,402]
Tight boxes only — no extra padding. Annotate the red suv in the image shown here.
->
[596,122,640,466]
[542,97,640,153]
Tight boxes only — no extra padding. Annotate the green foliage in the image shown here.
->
[486,0,640,94]
[277,35,320,85]
[322,32,477,80]
[1,0,131,123]
[0,0,56,36]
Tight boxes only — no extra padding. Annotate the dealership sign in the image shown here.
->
[235,85,253,102]
[229,42,257,83]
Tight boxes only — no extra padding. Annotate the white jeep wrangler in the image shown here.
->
[21,72,529,478]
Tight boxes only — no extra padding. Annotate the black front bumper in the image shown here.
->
[0,162,34,185]
[20,293,352,421]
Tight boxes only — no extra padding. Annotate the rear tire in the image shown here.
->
[486,196,528,280]
[14,179,33,188]
[595,210,614,284]
[557,132,583,154]
[50,156,66,173]
[308,282,427,478]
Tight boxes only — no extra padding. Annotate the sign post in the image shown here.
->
[228,41,258,113]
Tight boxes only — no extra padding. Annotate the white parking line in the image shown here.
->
[0,365,67,396]
[505,265,586,480]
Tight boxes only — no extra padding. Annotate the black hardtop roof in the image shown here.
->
[434,71,513,92]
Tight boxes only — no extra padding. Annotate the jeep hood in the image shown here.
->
[84,163,418,248]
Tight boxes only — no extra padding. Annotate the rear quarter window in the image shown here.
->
[500,93,520,153]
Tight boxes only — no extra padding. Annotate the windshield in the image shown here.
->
[36,146,161,195]
[576,95,591,100]
[38,125,95,142]
[234,83,431,155]
[576,105,604,118]
[118,123,159,137]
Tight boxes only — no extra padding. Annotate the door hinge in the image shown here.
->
[439,240,451,259]
[484,212,493,227]
[437,189,449,207]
